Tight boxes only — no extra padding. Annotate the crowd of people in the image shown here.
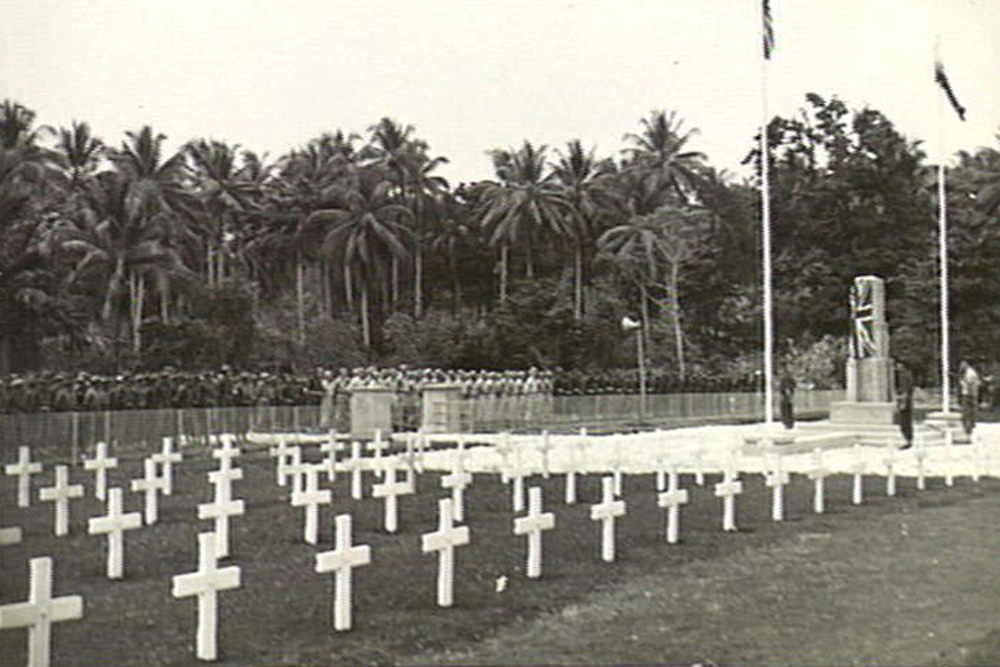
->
[1,364,764,415]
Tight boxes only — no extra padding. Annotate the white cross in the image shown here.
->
[39,465,84,537]
[657,464,689,545]
[320,434,345,482]
[849,444,866,505]
[83,441,118,502]
[513,487,555,579]
[199,469,245,559]
[944,429,955,487]
[372,467,413,534]
[4,446,43,508]
[508,464,528,514]
[914,444,929,491]
[692,448,706,486]
[292,464,332,545]
[283,446,311,498]
[172,532,241,662]
[131,457,167,525]
[211,437,241,471]
[338,441,367,500]
[713,466,743,532]
[368,429,387,479]
[0,556,83,667]
[883,446,897,496]
[608,440,626,496]
[421,498,470,607]
[87,487,142,579]
[208,463,243,501]
[496,432,514,481]
[654,455,669,493]
[765,455,790,522]
[590,477,626,562]
[565,431,589,505]
[270,438,293,487]
[806,448,829,514]
[315,514,372,631]
[538,430,554,479]
[441,459,472,524]
[151,437,183,496]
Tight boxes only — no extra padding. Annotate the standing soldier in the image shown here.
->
[958,360,982,438]
[895,360,915,449]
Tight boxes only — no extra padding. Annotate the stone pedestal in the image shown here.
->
[350,388,395,440]
[421,384,464,434]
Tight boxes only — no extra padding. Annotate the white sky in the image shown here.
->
[2,0,998,185]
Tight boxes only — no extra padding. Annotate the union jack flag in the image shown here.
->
[935,59,966,121]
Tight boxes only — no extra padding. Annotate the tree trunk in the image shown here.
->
[451,252,461,314]
[574,242,584,320]
[500,243,509,303]
[296,257,306,347]
[360,284,371,349]
[391,256,399,308]
[414,244,423,318]
[344,263,354,310]
[670,263,685,380]
[160,273,170,324]
[639,282,650,358]
[131,271,145,357]
[206,245,214,288]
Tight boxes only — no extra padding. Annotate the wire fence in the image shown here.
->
[0,390,845,466]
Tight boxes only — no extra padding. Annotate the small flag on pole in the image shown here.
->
[935,59,966,121]
[762,0,775,60]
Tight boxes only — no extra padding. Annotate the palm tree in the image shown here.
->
[302,168,412,349]
[551,140,620,319]
[597,205,707,379]
[969,132,1000,216]
[429,192,474,313]
[54,121,105,195]
[622,110,706,210]
[363,118,449,317]
[185,139,263,288]
[478,141,572,301]
[0,101,62,371]
[60,172,191,359]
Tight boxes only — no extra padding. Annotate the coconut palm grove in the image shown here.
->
[3,96,1000,390]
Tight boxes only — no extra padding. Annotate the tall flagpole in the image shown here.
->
[936,36,951,414]
[760,2,774,429]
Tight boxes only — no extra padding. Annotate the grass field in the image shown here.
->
[2,438,999,666]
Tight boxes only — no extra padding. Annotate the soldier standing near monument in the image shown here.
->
[778,370,796,429]
[895,360,914,449]
[958,360,982,438]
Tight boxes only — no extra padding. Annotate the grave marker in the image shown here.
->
[441,459,472,524]
[765,455,790,522]
[283,446,311,498]
[421,498,470,607]
[713,465,743,532]
[131,457,166,525]
[338,441,366,500]
[849,444,866,505]
[807,448,829,514]
[320,434,345,482]
[883,446,897,496]
[538,430,554,479]
[371,467,413,534]
[172,532,241,662]
[83,442,118,501]
[270,439,293,487]
[315,514,371,631]
[39,465,84,537]
[211,437,241,471]
[0,556,83,667]
[198,472,245,560]
[693,448,706,486]
[87,487,142,579]
[292,464,332,545]
[657,464,689,544]
[513,487,555,579]
[368,429,387,479]
[915,444,928,491]
[151,437,183,496]
[589,477,626,562]
[5,446,43,508]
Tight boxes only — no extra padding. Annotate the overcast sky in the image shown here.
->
[2,0,997,184]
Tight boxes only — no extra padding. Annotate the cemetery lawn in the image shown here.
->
[2,443,999,666]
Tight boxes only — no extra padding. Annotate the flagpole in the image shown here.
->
[937,48,951,414]
[760,11,774,431]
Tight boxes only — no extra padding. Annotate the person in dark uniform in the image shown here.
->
[779,371,796,430]
[895,360,915,449]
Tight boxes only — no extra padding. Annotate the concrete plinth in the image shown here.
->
[845,357,894,403]
[350,388,395,440]
[829,401,897,425]
[421,384,464,434]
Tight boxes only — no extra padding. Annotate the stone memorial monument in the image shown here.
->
[829,275,896,424]
[349,386,395,440]
[420,384,464,434]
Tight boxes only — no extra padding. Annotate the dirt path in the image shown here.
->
[408,486,1000,667]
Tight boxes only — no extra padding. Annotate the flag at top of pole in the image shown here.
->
[934,58,966,121]
[762,0,775,60]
